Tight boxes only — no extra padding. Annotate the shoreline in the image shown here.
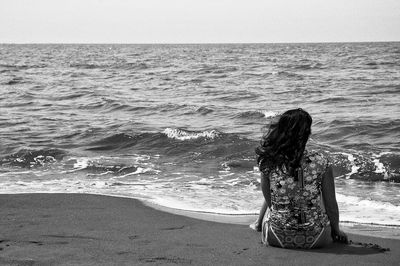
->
[145,200,400,240]
[1,193,399,265]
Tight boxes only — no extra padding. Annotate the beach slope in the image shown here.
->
[0,194,398,265]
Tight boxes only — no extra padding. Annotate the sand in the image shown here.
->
[0,193,399,265]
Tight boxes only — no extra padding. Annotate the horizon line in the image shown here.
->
[1,40,399,45]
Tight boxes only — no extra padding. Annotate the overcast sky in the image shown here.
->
[1,0,399,43]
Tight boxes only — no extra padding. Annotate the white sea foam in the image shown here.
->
[333,152,360,179]
[336,193,400,226]
[33,155,56,166]
[116,167,158,178]
[371,152,390,178]
[345,153,360,179]
[73,157,90,169]
[374,151,397,157]
[373,159,387,174]
[163,128,219,141]
[263,110,278,118]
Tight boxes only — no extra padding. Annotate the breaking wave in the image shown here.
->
[0,149,66,168]
[163,128,220,141]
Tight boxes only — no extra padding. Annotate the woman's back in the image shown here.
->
[263,150,331,248]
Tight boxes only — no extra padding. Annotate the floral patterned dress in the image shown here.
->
[262,150,330,248]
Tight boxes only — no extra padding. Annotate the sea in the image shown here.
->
[0,43,399,230]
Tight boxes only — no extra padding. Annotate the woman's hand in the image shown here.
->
[331,229,348,244]
[249,220,262,232]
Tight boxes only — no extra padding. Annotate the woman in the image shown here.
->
[252,108,347,249]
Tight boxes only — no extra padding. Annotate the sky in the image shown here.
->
[0,0,399,43]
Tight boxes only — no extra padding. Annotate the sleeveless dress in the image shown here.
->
[261,150,330,249]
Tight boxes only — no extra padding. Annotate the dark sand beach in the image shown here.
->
[0,194,399,265]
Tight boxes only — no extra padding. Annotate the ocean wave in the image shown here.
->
[49,93,88,101]
[216,91,260,102]
[190,78,205,84]
[277,61,326,71]
[222,159,256,171]
[235,111,265,119]
[69,61,151,70]
[330,151,400,182]
[63,156,157,176]
[102,102,134,112]
[90,133,135,145]
[82,130,258,162]
[127,62,149,70]
[2,134,399,183]
[293,62,325,70]
[2,101,34,108]
[197,65,238,75]
[369,84,400,95]
[364,60,398,66]
[315,96,352,104]
[85,130,226,153]
[195,106,214,115]
[178,105,214,115]
[235,110,278,120]
[163,128,220,141]
[275,71,304,79]
[3,77,24,85]
[86,133,140,151]
[69,62,106,69]
[0,63,47,70]
[0,149,66,168]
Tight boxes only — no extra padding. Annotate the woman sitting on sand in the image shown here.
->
[252,108,348,249]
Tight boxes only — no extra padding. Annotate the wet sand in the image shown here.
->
[0,193,399,265]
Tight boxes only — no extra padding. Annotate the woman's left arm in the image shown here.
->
[251,172,271,231]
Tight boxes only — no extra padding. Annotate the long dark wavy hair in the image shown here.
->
[256,108,312,177]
